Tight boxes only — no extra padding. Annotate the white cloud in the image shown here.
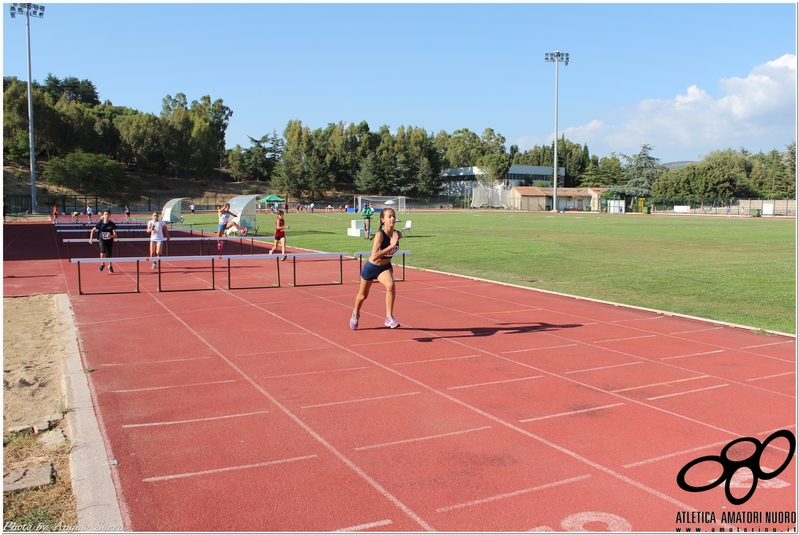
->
[517,54,797,162]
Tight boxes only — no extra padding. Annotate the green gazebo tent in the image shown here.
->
[258,194,285,203]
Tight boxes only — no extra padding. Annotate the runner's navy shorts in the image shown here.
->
[360,260,393,281]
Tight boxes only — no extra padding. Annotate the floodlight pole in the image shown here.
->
[545,50,568,212]
[10,3,45,213]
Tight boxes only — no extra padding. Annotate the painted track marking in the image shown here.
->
[263,366,369,379]
[394,354,480,365]
[111,379,236,393]
[646,383,729,400]
[519,403,625,423]
[746,371,796,382]
[660,349,726,360]
[447,375,543,390]
[593,334,658,344]
[610,316,664,324]
[742,340,796,349]
[502,343,577,354]
[355,426,493,451]
[669,326,724,335]
[622,425,796,468]
[564,361,643,374]
[146,293,436,531]
[122,410,270,428]
[610,375,709,393]
[142,454,318,482]
[300,391,421,409]
[334,519,393,531]
[99,356,212,366]
[436,474,592,512]
[622,438,741,468]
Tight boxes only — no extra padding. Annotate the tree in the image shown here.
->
[227,145,248,182]
[444,128,485,168]
[41,149,126,196]
[414,157,442,197]
[304,128,334,201]
[475,152,510,185]
[114,112,164,173]
[355,152,382,194]
[616,144,664,197]
[190,95,233,168]
[272,120,308,199]
[43,74,100,106]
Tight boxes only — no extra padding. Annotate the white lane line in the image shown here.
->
[669,327,724,335]
[611,317,664,323]
[334,519,393,532]
[301,391,421,409]
[99,356,212,366]
[151,294,434,531]
[143,454,317,482]
[564,362,643,374]
[447,376,543,390]
[355,426,493,451]
[593,334,658,344]
[647,384,729,401]
[745,371,795,382]
[351,339,419,347]
[502,344,577,354]
[660,349,726,361]
[436,474,591,512]
[122,410,270,428]
[623,438,746,468]
[394,355,480,365]
[263,366,369,379]
[112,379,236,393]
[741,340,795,349]
[519,403,625,423]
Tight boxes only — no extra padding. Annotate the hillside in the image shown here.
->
[661,161,695,170]
[3,160,279,209]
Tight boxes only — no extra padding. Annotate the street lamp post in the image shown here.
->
[10,3,45,214]
[544,50,568,212]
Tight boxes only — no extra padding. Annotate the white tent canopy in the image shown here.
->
[227,195,259,233]
[161,197,189,223]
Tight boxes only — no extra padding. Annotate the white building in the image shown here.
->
[441,165,565,197]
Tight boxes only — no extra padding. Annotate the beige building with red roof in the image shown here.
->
[508,187,607,211]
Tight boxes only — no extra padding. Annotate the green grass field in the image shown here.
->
[175,210,796,334]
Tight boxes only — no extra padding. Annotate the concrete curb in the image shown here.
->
[57,294,127,532]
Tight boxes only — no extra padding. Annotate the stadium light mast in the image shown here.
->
[544,50,568,212]
[9,3,45,213]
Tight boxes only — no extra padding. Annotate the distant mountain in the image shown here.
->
[661,161,696,170]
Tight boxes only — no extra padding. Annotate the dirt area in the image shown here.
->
[3,294,69,433]
[3,294,78,529]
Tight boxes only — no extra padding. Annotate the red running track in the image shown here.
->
[4,222,796,532]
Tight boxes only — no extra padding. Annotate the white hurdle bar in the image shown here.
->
[70,252,351,295]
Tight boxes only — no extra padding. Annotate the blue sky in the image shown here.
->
[3,2,796,163]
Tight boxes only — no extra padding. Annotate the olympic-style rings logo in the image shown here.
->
[676,429,795,505]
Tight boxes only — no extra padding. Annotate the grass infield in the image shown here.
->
[172,210,796,334]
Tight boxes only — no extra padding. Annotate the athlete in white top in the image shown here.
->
[216,202,247,251]
[146,212,170,269]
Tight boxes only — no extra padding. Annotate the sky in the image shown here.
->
[2,2,797,164]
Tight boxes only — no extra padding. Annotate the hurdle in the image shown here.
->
[62,236,261,259]
[353,250,411,282]
[283,252,349,287]
[70,252,350,295]
[155,256,217,293]
[70,256,217,295]
[70,257,143,295]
